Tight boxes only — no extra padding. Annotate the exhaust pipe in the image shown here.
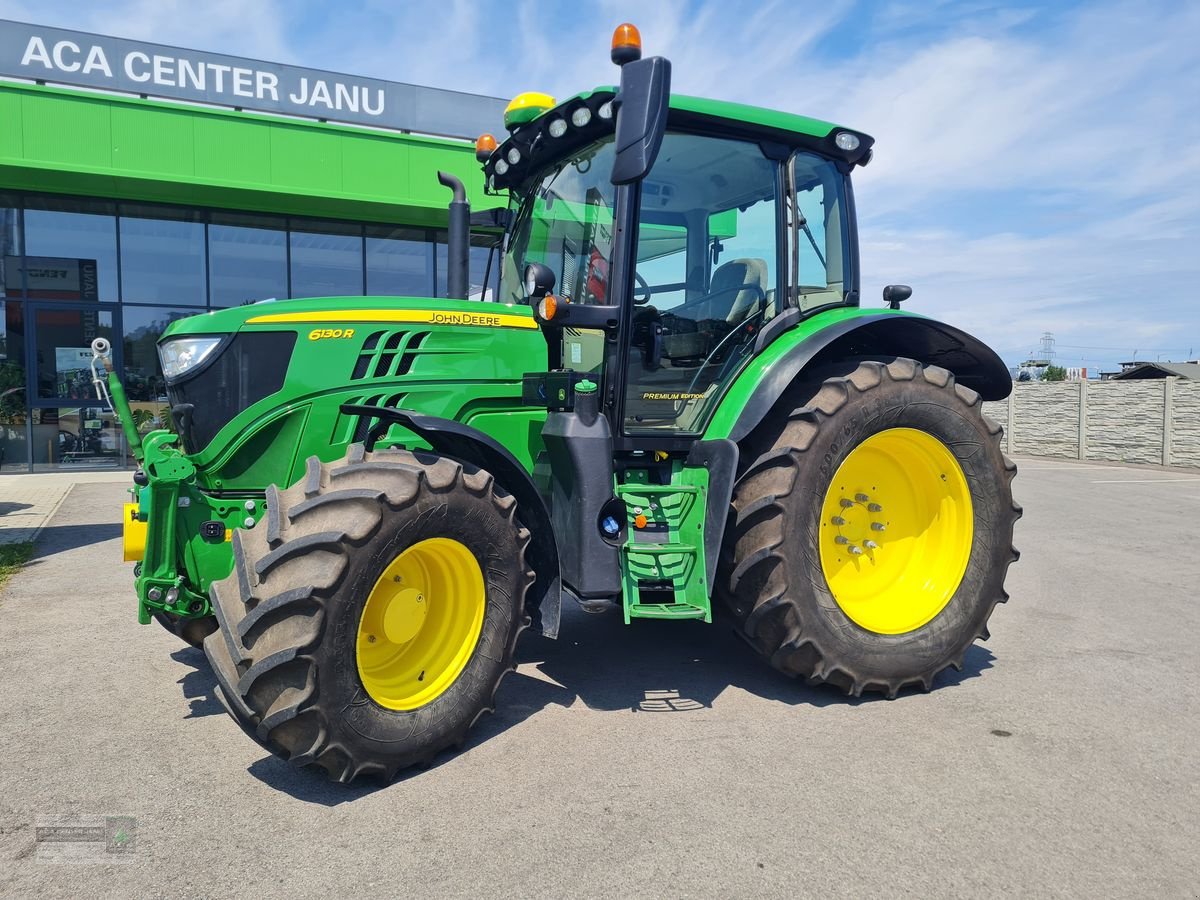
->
[438,171,470,300]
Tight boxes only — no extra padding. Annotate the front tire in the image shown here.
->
[720,358,1021,697]
[203,444,532,782]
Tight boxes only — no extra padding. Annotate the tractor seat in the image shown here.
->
[660,258,768,360]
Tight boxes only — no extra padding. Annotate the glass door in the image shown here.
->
[26,302,121,469]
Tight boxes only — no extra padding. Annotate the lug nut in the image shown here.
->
[243,516,255,528]
[868,503,883,513]
[244,500,256,512]
[848,545,864,556]
[871,522,886,532]
[831,516,846,526]
[855,493,869,502]
[864,540,879,550]
[840,499,854,508]
[835,536,849,545]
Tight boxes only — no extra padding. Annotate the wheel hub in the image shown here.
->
[356,538,485,710]
[818,427,974,635]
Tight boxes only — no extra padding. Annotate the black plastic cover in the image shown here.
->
[165,331,297,454]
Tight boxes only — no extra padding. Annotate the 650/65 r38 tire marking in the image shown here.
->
[719,358,1021,698]
[202,444,533,782]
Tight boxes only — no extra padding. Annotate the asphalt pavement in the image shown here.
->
[0,457,1197,898]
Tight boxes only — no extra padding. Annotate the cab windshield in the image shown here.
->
[499,138,617,307]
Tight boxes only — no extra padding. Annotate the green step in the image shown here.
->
[624,542,699,557]
[625,602,709,620]
[616,466,713,625]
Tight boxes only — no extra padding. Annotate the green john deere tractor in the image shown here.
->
[99,24,1019,782]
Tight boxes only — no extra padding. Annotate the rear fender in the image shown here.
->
[706,310,1011,444]
[340,404,561,639]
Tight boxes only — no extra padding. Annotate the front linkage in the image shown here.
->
[92,339,248,628]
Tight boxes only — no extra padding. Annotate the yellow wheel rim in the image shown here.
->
[356,538,485,710]
[818,427,973,635]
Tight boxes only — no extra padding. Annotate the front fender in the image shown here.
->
[340,404,561,639]
[704,308,1011,444]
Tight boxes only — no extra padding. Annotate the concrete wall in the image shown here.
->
[983,378,1199,468]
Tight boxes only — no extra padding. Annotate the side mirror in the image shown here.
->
[610,56,672,185]
[524,262,556,301]
[883,284,912,310]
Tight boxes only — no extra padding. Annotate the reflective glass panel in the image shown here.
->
[209,212,288,308]
[119,205,206,305]
[123,305,193,403]
[31,305,115,400]
[0,194,20,299]
[290,221,363,299]
[23,197,118,301]
[365,227,434,297]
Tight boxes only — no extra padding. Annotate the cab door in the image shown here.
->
[621,131,782,437]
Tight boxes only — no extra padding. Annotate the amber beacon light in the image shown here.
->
[475,133,497,162]
[611,23,642,65]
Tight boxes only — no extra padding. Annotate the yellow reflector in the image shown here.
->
[504,91,556,130]
[123,502,147,563]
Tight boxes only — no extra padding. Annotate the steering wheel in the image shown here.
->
[633,271,652,305]
[684,308,769,397]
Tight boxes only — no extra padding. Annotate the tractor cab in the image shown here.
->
[482,47,872,452]
[459,26,875,621]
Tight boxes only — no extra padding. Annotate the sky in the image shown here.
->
[2,0,1197,373]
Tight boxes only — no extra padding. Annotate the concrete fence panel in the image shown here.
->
[980,378,1196,468]
[1170,381,1200,468]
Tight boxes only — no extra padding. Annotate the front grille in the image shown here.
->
[166,331,297,454]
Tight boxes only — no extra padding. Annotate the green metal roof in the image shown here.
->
[669,93,840,140]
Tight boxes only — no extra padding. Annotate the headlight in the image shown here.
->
[159,336,223,381]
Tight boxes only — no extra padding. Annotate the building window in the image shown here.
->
[0,300,27,472]
[119,205,207,305]
[30,305,115,401]
[436,232,500,300]
[208,212,289,308]
[290,220,364,299]
[23,196,119,302]
[365,226,435,296]
[0,194,21,299]
[122,305,193,403]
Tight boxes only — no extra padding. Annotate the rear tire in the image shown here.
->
[203,444,532,782]
[719,358,1021,697]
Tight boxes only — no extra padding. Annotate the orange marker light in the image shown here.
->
[537,293,558,321]
[634,513,648,529]
[475,133,497,162]
[611,22,642,65]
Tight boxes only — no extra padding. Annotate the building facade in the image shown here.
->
[0,21,505,472]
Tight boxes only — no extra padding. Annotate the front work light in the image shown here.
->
[571,107,592,128]
[548,118,568,138]
[159,336,222,381]
[834,131,860,151]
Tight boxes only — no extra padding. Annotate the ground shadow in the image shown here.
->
[234,602,995,804]
[32,523,122,557]
[170,647,225,718]
[0,501,33,517]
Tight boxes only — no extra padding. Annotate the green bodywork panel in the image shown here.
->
[702,307,917,441]
[125,295,549,623]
